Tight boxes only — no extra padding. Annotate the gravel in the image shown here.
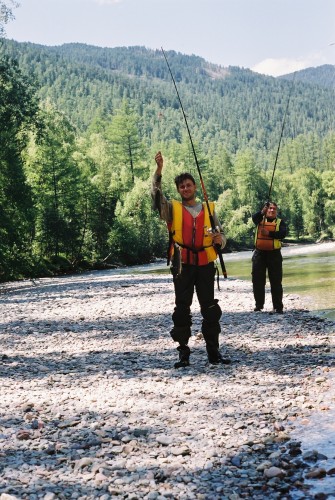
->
[0,270,334,499]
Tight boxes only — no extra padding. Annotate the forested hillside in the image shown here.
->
[3,40,335,157]
[280,64,335,89]
[1,38,335,280]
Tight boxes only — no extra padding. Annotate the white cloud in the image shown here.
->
[252,58,307,77]
[252,52,328,77]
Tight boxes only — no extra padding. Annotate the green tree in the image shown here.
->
[24,104,85,262]
[0,53,39,279]
[0,0,17,38]
[203,146,234,200]
[233,150,268,210]
[109,179,166,265]
[293,168,325,238]
[74,131,118,261]
[322,170,335,238]
[214,190,252,249]
[108,99,145,184]
[287,192,304,239]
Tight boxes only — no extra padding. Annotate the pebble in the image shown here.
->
[0,270,334,498]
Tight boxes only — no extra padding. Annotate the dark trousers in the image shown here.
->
[252,249,283,310]
[170,262,222,349]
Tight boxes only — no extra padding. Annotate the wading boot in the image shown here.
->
[205,334,231,365]
[269,309,283,315]
[208,351,232,365]
[174,345,190,369]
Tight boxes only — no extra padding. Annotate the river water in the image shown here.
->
[126,241,335,320]
[222,241,335,320]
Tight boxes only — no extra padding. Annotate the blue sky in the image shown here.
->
[4,0,335,76]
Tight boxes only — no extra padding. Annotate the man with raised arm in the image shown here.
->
[151,151,230,368]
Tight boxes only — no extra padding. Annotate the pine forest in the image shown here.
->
[1,37,335,281]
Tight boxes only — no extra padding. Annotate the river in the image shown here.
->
[222,241,335,321]
[126,241,335,321]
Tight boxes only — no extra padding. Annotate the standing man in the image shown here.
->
[252,202,287,314]
[152,151,230,368]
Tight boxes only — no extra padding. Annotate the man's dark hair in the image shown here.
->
[174,172,196,188]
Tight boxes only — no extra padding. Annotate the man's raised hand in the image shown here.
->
[155,151,163,173]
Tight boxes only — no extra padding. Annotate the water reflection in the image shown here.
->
[135,243,335,320]
[289,372,335,498]
[222,245,335,321]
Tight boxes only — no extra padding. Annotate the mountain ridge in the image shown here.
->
[2,39,335,159]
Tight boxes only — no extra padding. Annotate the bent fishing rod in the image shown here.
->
[161,47,227,279]
[267,73,296,203]
[261,73,296,233]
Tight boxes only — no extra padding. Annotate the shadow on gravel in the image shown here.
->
[0,409,322,499]
[0,309,333,382]
[0,414,154,498]
[1,282,334,498]
[0,274,173,305]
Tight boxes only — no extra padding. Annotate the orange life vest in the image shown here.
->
[169,200,218,265]
[254,218,282,251]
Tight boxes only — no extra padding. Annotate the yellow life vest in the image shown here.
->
[170,200,217,264]
[254,218,282,250]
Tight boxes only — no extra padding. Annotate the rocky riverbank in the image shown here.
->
[0,271,334,499]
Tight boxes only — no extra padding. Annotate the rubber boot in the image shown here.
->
[174,345,190,369]
[208,351,232,365]
[205,335,231,365]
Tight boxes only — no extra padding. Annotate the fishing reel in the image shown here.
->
[204,225,220,235]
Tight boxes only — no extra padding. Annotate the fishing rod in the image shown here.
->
[267,73,296,202]
[260,72,296,236]
[161,47,227,279]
